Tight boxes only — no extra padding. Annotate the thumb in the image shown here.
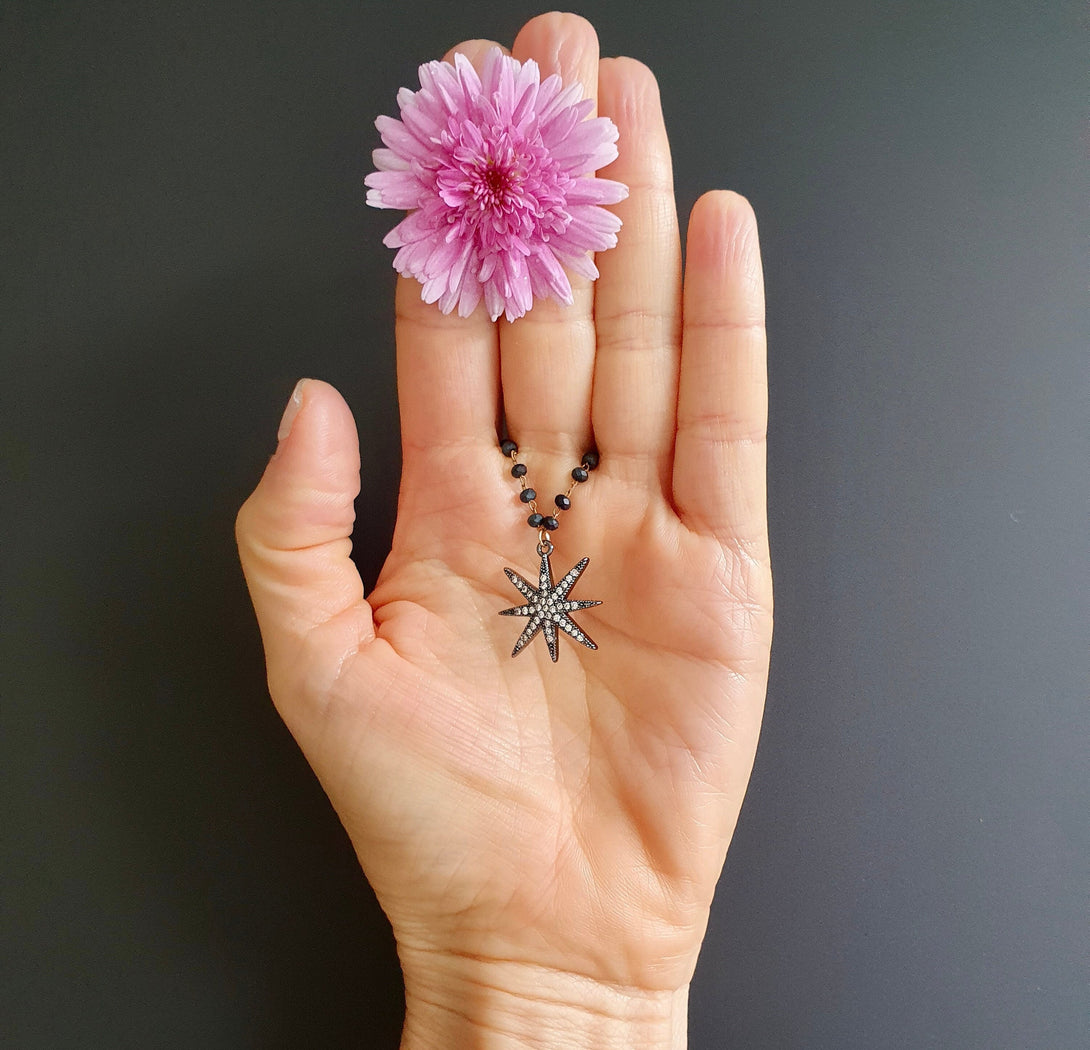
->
[236,379,374,676]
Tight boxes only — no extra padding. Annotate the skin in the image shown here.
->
[236,13,771,1049]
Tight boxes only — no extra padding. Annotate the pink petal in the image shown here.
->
[418,60,462,117]
[400,96,444,144]
[421,273,447,304]
[564,176,629,205]
[371,147,409,172]
[554,250,600,281]
[375,115,431,162]
[452,52,483,107]
[547,116,620,172]
[510,61,541,127]
[458,289,481,317]
[483,279,505,322]
[423,234,464,280]
[502,251,532,317]
[529,245,573,303]
[455,260,483,316]
[535,78,584,124]
[364,170,423,209]
[479,47,507,100]
[382,208,434,248]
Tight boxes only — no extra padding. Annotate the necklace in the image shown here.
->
[497,439,602,662]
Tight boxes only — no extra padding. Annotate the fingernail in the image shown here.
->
[277,379,308,442]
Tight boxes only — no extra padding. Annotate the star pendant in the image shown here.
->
[499,550,602,662]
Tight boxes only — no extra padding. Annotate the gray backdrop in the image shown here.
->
[3,1,1087,1047]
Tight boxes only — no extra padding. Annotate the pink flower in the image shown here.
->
[365,48,628,322]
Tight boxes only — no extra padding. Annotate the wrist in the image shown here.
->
[398,946,688,1050]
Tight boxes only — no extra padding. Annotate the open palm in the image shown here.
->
[237,11,770,1038]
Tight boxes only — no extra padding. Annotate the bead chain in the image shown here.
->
[500,438,599,535]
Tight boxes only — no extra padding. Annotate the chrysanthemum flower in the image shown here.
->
[365,48,628,322]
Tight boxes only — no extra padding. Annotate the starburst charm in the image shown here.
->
[499,550,602,662]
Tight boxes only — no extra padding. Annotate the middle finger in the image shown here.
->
[500,13,602,464]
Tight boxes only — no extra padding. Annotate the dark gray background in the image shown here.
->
[3,1,1087,1047]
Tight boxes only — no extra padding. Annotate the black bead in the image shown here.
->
[527,513,545,528]
[510,463,527,478]
[571,467,589,483]
[581,450,599,470]
[554,494,572,511]
[519,488,536,503]
[542,516,560,531]
[500,439,518,457]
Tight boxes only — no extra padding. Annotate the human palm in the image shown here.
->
[237,11,770,1040]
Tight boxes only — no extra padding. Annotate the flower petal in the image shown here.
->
[547,116,620,173]
[563,175,629,205]
[483,278,505,322]
[364,169,423,209]
[453,51,483,107]
[371,147,409,172]
[375,114,431,162]
[553,249,600,281]
[529,245,574,304]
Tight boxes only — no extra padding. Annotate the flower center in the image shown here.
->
[477,160,516,208]
[435,120,573,252]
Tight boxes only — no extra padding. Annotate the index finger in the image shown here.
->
[385,44,508,459]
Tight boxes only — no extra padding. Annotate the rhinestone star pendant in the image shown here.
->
[499,550,602,661]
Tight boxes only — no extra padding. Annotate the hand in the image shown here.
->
[236,13,771,1048]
